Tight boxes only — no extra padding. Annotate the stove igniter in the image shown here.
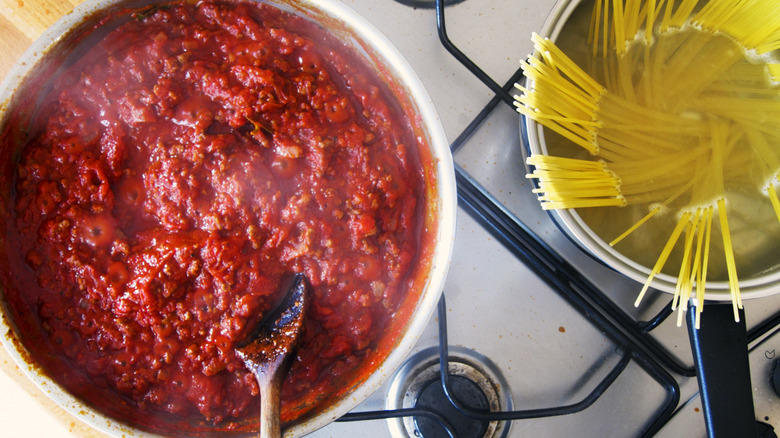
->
[386,346,513,438]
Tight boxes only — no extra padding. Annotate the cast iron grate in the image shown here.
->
[432,0,780,380]
[329,0,780,435]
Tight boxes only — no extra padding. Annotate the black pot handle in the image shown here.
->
[687,303,757,438]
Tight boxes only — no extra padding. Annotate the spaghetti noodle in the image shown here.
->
[515,0,780,325]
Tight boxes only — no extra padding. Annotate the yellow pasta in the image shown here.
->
[514,0,780,324]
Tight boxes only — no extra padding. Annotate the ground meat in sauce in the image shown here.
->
[5,0,425,431]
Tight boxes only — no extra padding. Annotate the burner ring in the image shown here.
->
[393,0,468,9]
[386,346,513,438]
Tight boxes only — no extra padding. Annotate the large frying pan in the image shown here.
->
[522,1,780,437]
[0,0,456,436]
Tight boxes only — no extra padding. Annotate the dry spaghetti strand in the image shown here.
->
[609,206,661,246]
[673,214,697,327]
[695,206,715,330]
[716,198,742,321]
[770,184,780,223]
[525,155,625,210]
[634,211,691,307]
[693,0,780,54]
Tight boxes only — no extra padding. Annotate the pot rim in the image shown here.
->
[0,0,457,436]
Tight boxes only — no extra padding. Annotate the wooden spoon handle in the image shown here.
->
[258,370,283,438]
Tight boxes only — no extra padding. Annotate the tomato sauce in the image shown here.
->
[2,1,430,433]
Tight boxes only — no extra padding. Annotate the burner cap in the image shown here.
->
[414,375,490,438]
[393,0,467,9]
[386,346,513,438]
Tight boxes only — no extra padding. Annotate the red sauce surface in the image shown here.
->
[2,1,430,433]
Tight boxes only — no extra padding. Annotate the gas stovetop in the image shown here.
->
[306,1,780,437]
[3,1,780,437]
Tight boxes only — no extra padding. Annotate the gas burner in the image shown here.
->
[392,0,467,9]
[386,346,513,438]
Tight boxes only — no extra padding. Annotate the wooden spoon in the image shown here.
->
[236,273,309,438]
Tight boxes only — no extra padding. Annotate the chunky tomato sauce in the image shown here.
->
[2,1,430,433]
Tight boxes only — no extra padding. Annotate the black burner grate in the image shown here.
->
[335,0,780,436]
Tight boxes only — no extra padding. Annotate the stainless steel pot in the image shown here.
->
[0,1,457,436]
[523,0,780,302]
[521,1,780,436]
